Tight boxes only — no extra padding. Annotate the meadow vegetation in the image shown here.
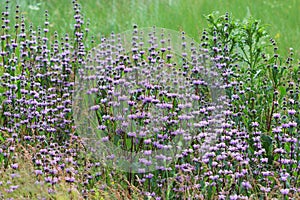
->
[0,0,299,199]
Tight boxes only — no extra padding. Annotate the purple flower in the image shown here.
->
[288,121,297,127]
[242,181,252,189]
[229,194,238,200]
[10,185,19,191]
[260,158,268,163]
[287,109,296,115]
[251,122,259,127]
[273,113,281,119]
[280,188,289,195]
[11,163,18,169]
[260,187,271,192]
[65,176,75,183]
[101,136,109,142]
[127,132,137,137]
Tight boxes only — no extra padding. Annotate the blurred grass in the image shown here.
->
[7,0,300,56]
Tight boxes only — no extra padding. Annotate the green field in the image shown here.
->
[13,0,300,56]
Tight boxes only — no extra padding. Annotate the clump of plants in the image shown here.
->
[0,1,299,199]
[0,0,138,199]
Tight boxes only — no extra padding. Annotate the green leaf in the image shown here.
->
[17,80,21,99]
[0,134,4,142]
[253,69,262,79]
[279,86,286,98]
[261,133,273,164]
[261,134,272,149]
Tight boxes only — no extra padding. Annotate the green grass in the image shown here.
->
[10,0,300,57]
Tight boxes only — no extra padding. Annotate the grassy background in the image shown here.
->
[9,0,300,56]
